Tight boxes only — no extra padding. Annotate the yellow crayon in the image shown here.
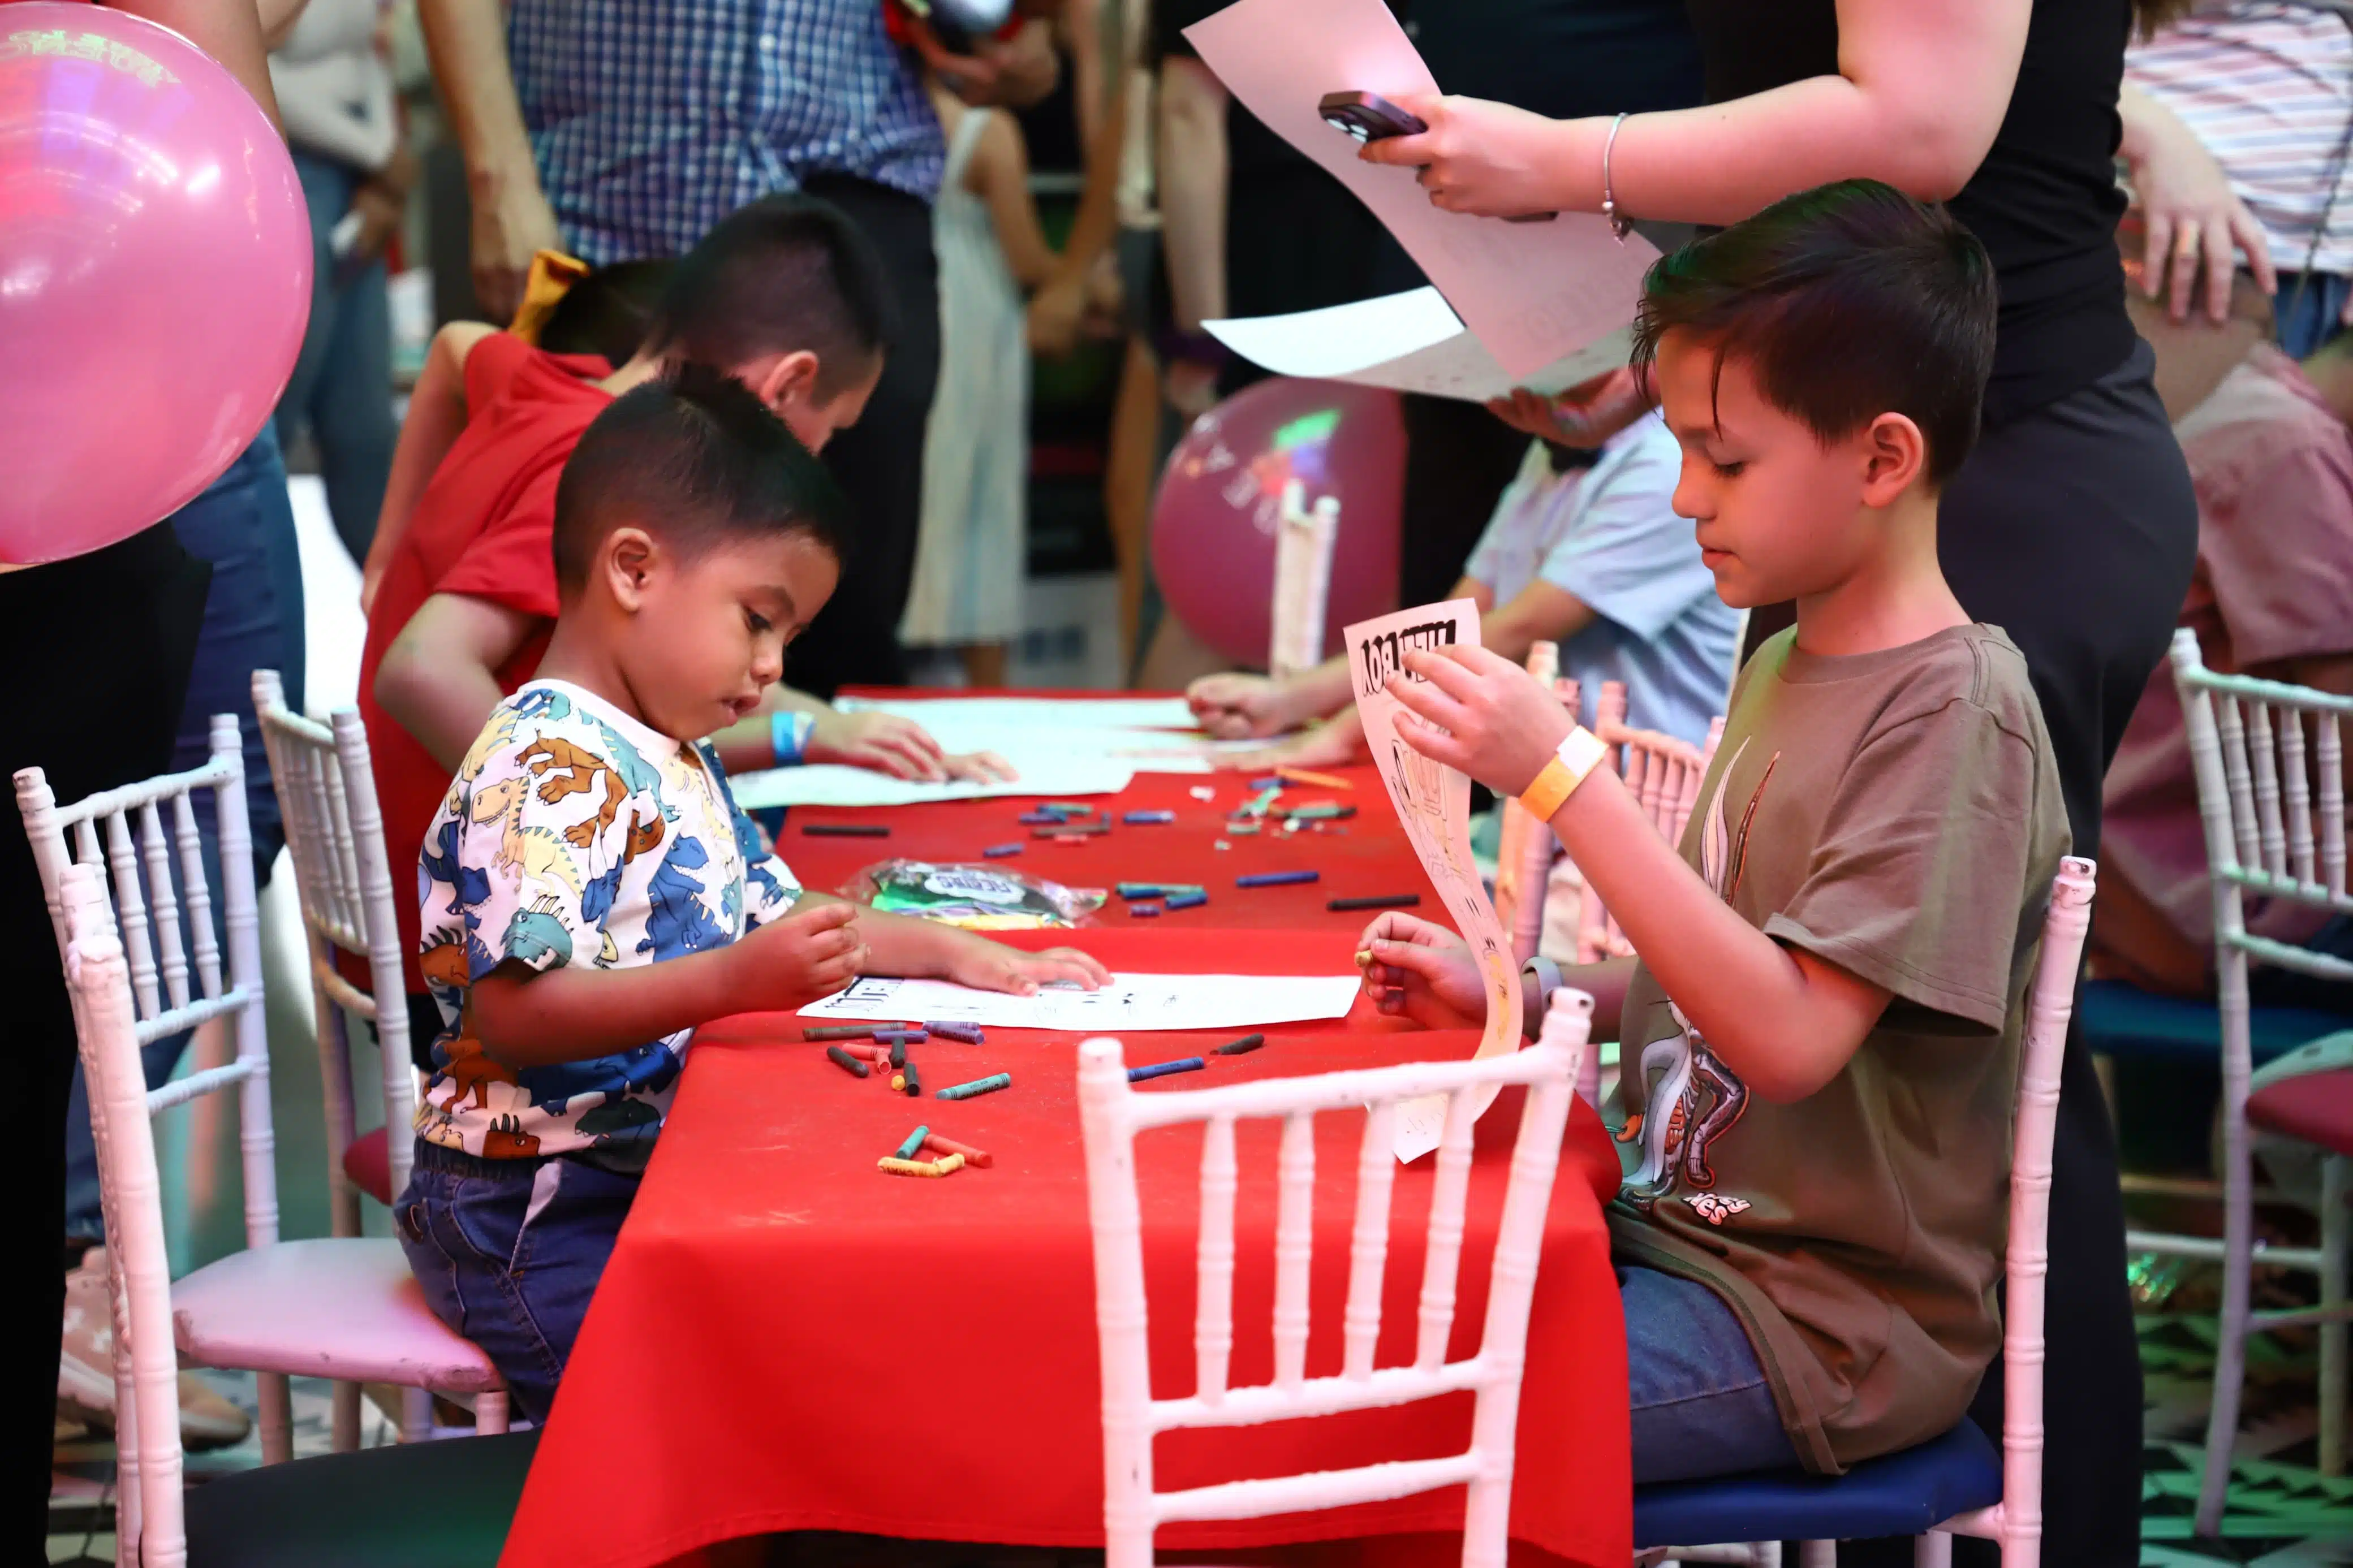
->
[878,1156,947,1177]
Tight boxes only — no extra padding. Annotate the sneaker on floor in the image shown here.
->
[58,1247,252,1451]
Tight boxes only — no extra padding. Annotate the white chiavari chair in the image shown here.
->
[1080,989,1591,1568]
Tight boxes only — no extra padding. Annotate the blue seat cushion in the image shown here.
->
[182,1428,536,1567]
[1633,1420,2001,1549]
[2077,978,2351,1068]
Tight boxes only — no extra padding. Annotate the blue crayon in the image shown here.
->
[1128,1056,1206,1083]
[1018,811,1059,826]
[1123,809,1175,825]
[1165,891,1208,911]
[1116,882,1162,900]
[1236,870,1320,888]
[893,1125,931,1161]
[937,1072,1011,1102]
[1130,902,1162,918]
[982,842,1024,858]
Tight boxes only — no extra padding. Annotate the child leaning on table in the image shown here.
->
[1355,182,2070,1485]
[397,366,1105,1423]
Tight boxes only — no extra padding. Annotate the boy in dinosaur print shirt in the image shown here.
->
[398,367,1105,1422]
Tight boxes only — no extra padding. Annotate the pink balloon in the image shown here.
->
[1150,379,1405,668]
[0,6,312,564]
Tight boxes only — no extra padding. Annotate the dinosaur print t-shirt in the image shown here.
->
[1606,624,2070,1475]
[413,680,800,1170]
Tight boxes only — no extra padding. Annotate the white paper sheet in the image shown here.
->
[1183,0,1656,379]
[799,972,1361,1032]
[834,696,1199,731]
[1208,288,1635,404]
[1344,600,1524,1160]
[727,758,1135,810]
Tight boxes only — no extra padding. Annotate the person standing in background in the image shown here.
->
[271,0,409,564]
[2126,1,2352,356]
[416,0,1059,699]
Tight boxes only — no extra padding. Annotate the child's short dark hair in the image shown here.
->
[1630,180,1997,487]
[644,195,895,399]
[539,259,675,365]
[551,363,853,592]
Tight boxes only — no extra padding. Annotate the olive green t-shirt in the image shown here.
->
[1608,623,2070,1475]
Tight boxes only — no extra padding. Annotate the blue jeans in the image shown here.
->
[1622,1264,1799,1483]
[2276,270,2351,360]
[395,1141,642,1423]
[61,426,305,1238]
[277,150,396,564]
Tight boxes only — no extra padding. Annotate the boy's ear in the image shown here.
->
[1857,412,1928,508]
[748,349,822,411]
[602,526,660,612]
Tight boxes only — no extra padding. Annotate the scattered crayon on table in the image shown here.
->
[1130,902,1162,918]
[1123,809,1175,825]
[1017,811,1060,826]
[1286,803,1356,822]
[1247,776,1284,792]
[1328,893,1421,912]
[1128,1056,1205,1083]
[1190,785,1216,801]
[890,1073,906,1092]
[843,1043,889,1064]
[804,1024,878,1042]
[982,842,1024,858]
[825,1046,869,1077]
[1237,869,1319,888]
[902,1062,922,1096]
[801,822,890,838]
[937,1072,1011,1102]
[926,1021,984,1044]
[1214,1033,1266,1056]
[889,1039,907,1069]
[921,1133,991,1168]
[1037,822,1110,838]
[874,1029,927,1045]
[1165,891,1208,911]
[893,1126,931,1161]
[1278,766,1353,791]
[878,1155,951,1177]
[1228,822,1260,836]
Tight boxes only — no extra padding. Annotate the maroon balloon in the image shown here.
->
[1150,379,1404,668]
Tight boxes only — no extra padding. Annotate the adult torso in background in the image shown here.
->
[505,0,946,265]
[1685,0,2136,426]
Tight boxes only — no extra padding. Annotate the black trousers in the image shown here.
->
[1753,340,2196,1567]
[2,525,209,1560]
[782,175,943,700]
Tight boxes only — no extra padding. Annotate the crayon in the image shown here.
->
[826,1046,869,1077]
[920,1134,992,1168]
[804,1024,880,1042]
[937,1072,1011,1102]
[933,1152,967,1176]
[1122,809,1175,825]
[982,842,1025,858]
[893,1126,931,1161]
[1165,891,1208,911]
[1130,903,1162,918]
[1286,803,1357,822]
[890,1040,907,1069]
[875,1029,928,1044]
[877,1156,946,1177]
[926,1021,984,1043]
[800,822,889,837]
[1189,785,1216,801]
[1237,870,1319,888]
[891,1073,906,1092]
[1128,1056,1206,1083]
[1037,822,1110,839]
[1213,1034,1266,1056]
[1327,893,1421,912]
[1277,766,1354,791]
[902,1062,921,1096]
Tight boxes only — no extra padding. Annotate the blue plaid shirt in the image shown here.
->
[508,0,946,265]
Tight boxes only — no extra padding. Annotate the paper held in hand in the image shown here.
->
[1344,599,1525,1161]
[1183,0,1657,383]
[1208,288,1637,405]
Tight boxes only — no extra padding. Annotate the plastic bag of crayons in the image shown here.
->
[843,859,1106,930]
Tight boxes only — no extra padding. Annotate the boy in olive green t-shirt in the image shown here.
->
[1356,181,2069,1483]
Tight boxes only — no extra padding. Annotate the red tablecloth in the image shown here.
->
[500,729,1631,1568]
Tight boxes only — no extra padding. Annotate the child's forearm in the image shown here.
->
[376,637,508,775]
[709,686,828,774]
[811,898,972,982]
[1280,658,1360,727]
[1545,773,1885,1099]
[469,951,747,1068]
[1525,956,1635,1041]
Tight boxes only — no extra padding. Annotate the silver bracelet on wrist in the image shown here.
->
[1601,111,1632,242]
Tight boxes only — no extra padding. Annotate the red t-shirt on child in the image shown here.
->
[357,331,614,996]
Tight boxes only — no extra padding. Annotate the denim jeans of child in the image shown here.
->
[395,1141,643,1424]
[1623,1263,1799,1483]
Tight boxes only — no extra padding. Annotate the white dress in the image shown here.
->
[902,108,1029,647]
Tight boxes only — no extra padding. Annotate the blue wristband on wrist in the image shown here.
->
[769,710,816,768]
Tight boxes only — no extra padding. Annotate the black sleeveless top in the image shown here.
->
[1684,0,2137,425]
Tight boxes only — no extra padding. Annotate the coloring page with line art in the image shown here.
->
[1345,600,1524,1160]
[799,973,1360,1032]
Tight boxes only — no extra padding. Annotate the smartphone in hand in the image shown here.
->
[1317,90,1556,222]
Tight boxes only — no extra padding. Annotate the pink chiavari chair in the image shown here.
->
[1080,991,1593,1568]
[18,717,506,1485]
[1268,479,1340,681]
[2130,628,2353,1532]
[1493,642,1566,966]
